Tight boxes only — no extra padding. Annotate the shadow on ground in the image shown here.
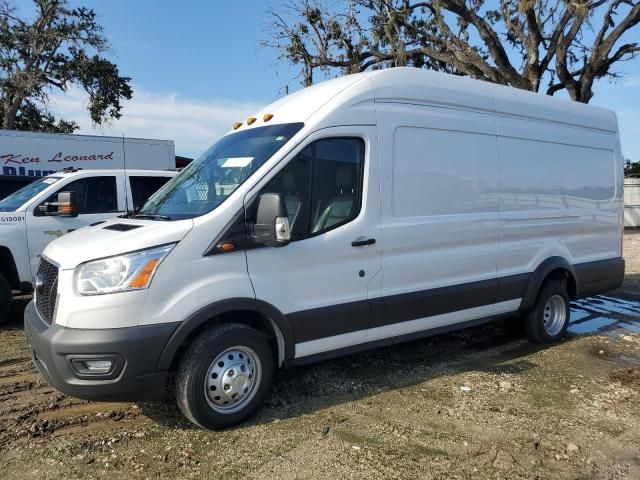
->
[137,318,548,430]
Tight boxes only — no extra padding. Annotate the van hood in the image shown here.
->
[43,218,195,270]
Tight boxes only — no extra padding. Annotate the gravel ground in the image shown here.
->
[0,235,639,479]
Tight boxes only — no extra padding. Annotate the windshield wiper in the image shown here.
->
[133,213,172,221]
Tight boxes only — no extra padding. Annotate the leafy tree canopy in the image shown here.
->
[0,0,132,133]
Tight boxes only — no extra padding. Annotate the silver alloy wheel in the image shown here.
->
[542,294,567,336]
[204,346,262,414]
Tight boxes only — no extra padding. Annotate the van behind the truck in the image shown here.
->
[24,68,624,429]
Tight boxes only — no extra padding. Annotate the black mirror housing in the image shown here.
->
[253,193,290,247]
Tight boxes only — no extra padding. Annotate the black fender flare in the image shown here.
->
[520,256,577,311]
[156,297,295,371]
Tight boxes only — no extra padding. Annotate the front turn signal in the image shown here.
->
[127,259,160,289]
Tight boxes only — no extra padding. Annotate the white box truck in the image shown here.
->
[24,68,624,429]
[0,129,176,198]
[0,168,177,323]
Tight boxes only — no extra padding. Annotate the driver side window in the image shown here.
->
[260,137,364,240]
[39,176,118,215]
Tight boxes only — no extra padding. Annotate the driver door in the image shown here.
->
[245,127,382,359]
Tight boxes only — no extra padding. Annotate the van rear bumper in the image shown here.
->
[24,301,179,402]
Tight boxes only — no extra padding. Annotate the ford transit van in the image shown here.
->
[24,68,625,429]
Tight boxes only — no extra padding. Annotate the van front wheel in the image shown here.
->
[525,279,570,343]
[175,323,274,430]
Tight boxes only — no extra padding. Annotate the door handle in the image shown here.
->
[351,238,376,247]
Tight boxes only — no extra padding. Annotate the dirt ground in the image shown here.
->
[1,236,639,479]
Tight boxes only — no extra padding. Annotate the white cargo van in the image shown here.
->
[24,68,624,429]
[0,168,176,323]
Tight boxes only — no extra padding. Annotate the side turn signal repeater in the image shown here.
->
[59,205,76,214]
[217,242,235,253]
[247,117,257,125]
[233,122,242,130]
[263,113,274,122]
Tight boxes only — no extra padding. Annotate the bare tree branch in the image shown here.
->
[265,0,640,103]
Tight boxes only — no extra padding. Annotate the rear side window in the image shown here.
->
[42,176,118,214]
[129,176,172,208]
[260,137,364,240]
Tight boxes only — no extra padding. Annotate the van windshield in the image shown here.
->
[138,123,303,220]
[0,177,61,212]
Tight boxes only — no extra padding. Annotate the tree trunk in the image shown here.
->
[2,96,23,130]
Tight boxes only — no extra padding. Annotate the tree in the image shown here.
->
[625,159,640,176]
[265,0,640,103]
[0,0,132,132]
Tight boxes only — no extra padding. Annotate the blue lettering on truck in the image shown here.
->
[3,166,56,177]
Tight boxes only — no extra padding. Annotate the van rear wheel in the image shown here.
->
[175,323,274,430]
[0,274,12,326]
[525,279,570,344]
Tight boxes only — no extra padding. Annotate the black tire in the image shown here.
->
[525,278,570,344]
[175,323,274,430]
[0,274,12,326]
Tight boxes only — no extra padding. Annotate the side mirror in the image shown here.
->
[39,191,78,217]
[253,193,290,247]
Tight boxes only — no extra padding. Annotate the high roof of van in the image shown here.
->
[242,67,617,134]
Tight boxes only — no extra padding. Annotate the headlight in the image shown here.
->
[75,244,174,295]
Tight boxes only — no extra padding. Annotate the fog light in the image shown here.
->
[70,357,117,375]
[82,360,113,373]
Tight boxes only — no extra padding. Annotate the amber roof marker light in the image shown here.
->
[232,122,242,130]
[247,117,257,125]
[263,113,274,122]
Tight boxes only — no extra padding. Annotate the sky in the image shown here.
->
[17,0,640,159]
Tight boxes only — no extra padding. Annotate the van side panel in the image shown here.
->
[373,103,502,335]
[495,114,621,290]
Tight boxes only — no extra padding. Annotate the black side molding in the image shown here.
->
[287,310,516,367]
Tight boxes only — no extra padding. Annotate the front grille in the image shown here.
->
[35,258,59,325]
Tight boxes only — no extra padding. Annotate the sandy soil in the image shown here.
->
[0,235,639,479]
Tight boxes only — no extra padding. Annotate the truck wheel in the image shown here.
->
[0,275,12,326]
[525,279,570,344]
[175,323,274,430]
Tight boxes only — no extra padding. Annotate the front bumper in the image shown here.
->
[24,301,179,401]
